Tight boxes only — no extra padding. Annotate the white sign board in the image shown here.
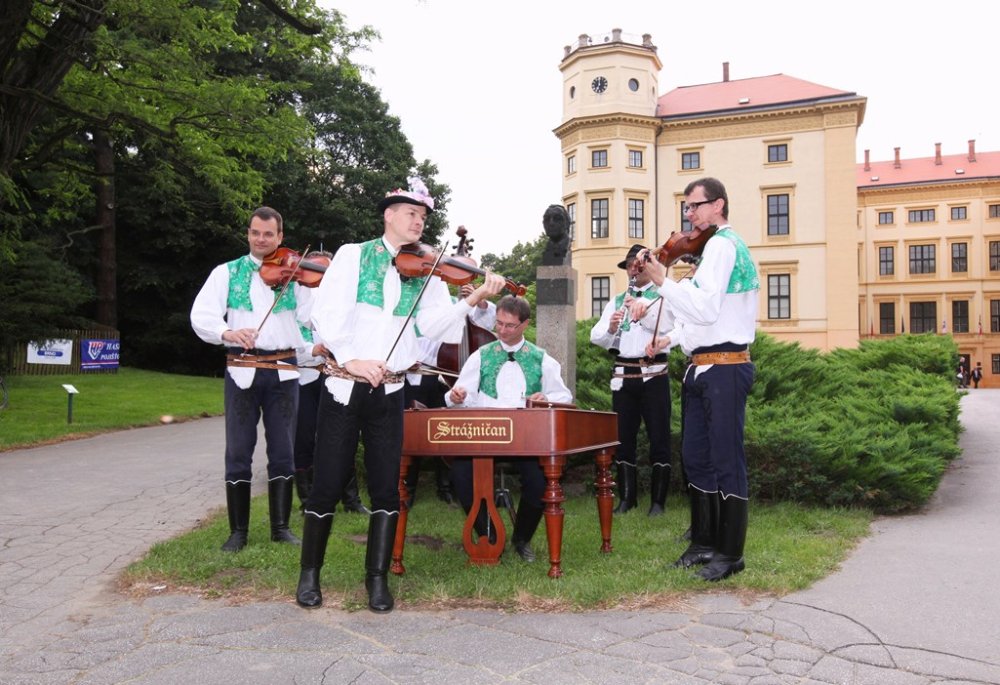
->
[27,339,73,365]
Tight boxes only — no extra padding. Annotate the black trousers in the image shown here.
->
[293,376,322,472]
[305,382,403,516]
[450,457,545,513]
[612,372,671,468]
[223,367,297,482]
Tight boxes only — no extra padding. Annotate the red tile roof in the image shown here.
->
[657,74,857,118]
[858,151,1000,188]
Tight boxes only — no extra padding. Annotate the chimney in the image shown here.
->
[969,139,977,163]
[893,147,901,169]
[864,149,870,171]
[723,62,729,82]
[935,143,942,165]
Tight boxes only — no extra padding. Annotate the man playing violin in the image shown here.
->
[590,243,678,517]
[631,177,759,582]
[297,177,505,613]
[190,206,317,553]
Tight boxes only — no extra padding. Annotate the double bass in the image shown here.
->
[435,227,497,387]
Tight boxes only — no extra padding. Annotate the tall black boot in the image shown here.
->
[268,477,301,545]
[648,463,670,516]
[511,502,544,562]
[296,513,333,608]
[613,462,637,514]
[294,468,312,512]
[365,512,398,613]
[698,496,748,581]
[671,487,718,568]
[221,481,251,552]
[340,472,368,513]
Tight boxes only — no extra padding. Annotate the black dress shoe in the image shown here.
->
[513,539,535,562]
[696,555,745,581]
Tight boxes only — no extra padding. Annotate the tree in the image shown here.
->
[480,234,547,288]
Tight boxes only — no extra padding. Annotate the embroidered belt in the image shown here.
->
[690,350,751,366]
[321,360,406,385]
[226,349,295,370]
[612,354,669,380]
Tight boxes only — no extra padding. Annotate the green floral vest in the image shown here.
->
[711,228,760,294]
[356,239,426,316]
[613,287,660,333]
[226,256,296,314]
[478,340,544,399]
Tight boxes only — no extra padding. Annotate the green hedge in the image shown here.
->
[576,320,962,514]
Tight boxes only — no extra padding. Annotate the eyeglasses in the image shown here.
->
[684,199,715,213]
[495,320,524,331]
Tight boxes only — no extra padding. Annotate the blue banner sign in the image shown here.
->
[81,338,120,371]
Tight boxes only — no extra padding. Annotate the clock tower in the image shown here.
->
[555,30,663,319]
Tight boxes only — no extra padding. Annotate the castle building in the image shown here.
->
[557,30,1000,387]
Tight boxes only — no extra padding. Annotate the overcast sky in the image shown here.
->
[321,0,999,257]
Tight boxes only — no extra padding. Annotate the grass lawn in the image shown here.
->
[122,484,872,612]
[0,368,223,450]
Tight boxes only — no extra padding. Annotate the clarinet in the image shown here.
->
[607,277,636,356]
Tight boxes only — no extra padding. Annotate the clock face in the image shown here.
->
[591,76,608,94]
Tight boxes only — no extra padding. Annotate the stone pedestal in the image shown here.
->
[535,265,577,398]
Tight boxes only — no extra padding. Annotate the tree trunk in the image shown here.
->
[93,127,116,328]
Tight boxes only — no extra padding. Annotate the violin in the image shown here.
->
[435,226,498,387]
[648,224,719,268]
[259,247,331,288]
[395,240,527,296]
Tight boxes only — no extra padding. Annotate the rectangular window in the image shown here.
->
[566,202,575,241]
[590,198,609,238]
[879,246,894,275]
[909,301,937,334]
[952,243,968,272]
[628,150,643,168]
[952,300,970,333]
[878,211,894,225]
[908,244,936,274]
[879,302,895,334]
[591,149,608,168]
[591,277,610,318]
[992,300,1000,333]
[627,199,644,239]
[908,208,935,223]
[680,204,692,233]
[767,194,790,235]
[767,274,791,319]
[993,354,1000,376]
[566,155,576,175]
[951,206,967,220]
[990,204,1000,218]
[681,151,700,170]
[990,241,1000,271]
[767,144,788,162]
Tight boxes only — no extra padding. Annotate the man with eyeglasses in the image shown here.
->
[632,177,759,582]
[446,295,572,562]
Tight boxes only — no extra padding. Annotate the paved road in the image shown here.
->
[1,392,998,684]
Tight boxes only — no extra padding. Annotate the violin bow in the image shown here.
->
[378,241,451,380]
[252,244,311,342]
[647,296,665,360]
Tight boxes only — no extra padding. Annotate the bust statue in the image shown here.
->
[541,204,571,266]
